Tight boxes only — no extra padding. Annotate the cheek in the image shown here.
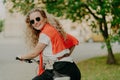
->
[40,18,46,23]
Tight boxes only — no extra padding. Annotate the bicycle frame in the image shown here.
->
[16,57,70,80]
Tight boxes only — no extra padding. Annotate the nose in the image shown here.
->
[34,20,38,25]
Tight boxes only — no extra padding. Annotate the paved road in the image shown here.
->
[0,38,120,80]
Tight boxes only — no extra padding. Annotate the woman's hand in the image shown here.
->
[69,46,75,55]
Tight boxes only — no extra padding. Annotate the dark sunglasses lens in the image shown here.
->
[30,17,40,24]
[30,20,34,24]
[36,17,40,21]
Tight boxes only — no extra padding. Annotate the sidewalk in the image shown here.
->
[0,35,120,80]
[0,32,24,44]
[0,37,23,44]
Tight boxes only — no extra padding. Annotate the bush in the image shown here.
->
[0,20,4,32]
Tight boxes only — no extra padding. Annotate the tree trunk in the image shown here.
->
[99,15,116,64]
[105,40,116,64]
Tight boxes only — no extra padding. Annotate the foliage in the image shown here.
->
[4,0,120,35]
[0,20,5,32]
[3,0,120,64]
[45,0,120,64]
[4,0,35,15]
[77,53,120,80]
[45,0,120,41]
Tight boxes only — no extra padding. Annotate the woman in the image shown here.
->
[19,7,81,80]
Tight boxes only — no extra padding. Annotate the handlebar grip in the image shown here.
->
[16,57,33,63]
[16,57,22,60]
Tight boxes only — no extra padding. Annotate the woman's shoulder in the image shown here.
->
[41,23,57,37]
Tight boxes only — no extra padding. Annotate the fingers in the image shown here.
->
[16,56,32,63]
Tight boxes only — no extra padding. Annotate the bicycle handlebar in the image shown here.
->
[16,57,39,64]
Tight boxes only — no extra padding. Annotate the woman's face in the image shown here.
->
[29,11,46,30]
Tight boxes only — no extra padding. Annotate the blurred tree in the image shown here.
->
[0,20,4,32]
[4,0,120,64]
[3,0,36,15]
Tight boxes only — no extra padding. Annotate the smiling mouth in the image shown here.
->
[35,23,40,27]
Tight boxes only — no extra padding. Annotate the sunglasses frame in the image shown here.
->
[30,17,41,25]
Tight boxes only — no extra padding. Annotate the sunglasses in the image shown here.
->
[30,17,41,24]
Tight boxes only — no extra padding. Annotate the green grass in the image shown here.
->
[77,53,120,80]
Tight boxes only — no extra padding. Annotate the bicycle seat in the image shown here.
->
[53,71,70,80]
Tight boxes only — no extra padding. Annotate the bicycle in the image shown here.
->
[16,57,70,80]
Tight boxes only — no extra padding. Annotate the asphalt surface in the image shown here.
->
[0,37,120,80]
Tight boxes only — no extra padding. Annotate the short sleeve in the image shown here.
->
[38,33,50,45]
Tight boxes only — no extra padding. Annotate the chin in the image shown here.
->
[36,29,41,31]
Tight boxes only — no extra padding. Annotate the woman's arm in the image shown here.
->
[69,46,75,55]
[20,42,47,60]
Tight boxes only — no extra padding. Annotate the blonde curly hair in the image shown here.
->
[25,8,66,48]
